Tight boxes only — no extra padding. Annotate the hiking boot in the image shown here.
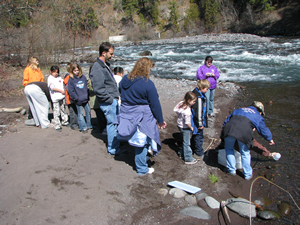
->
[185,158,198,165]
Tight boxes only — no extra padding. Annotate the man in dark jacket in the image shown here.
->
[221,101,275,180]
[90,42,120,155]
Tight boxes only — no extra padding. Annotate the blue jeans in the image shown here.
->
[192,129,204,156]
[100,99,120,155]
[135,145,150,175]
[178,126,193,162]
[205,89,215,115]
[76,103,92,131]
[224,136,252,179]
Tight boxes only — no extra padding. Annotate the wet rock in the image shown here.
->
[179,206,212,220]
[195,192,208,201]
[169,188,187,198]
[139,50,152,56]
[157,188,168,196]
[226,198,256,218]
[184,195,197,204]
[205,196,220,209]
[278,201,291,215]
[252,196,272,206]
[257,210,281,220]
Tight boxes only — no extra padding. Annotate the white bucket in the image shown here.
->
[218,149,243,170]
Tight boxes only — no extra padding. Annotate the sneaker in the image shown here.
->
[62,122,69,126]
[245,175,253,181]
[209,113,216,117]
[80,129,88,134]
[227,172,236,176]
[185,159,198,165]
[25,119,35,126]
[148,168,154,174]
[55,128,62,132]
[193,154,204,160]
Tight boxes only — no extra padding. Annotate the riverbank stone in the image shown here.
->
[226,198,256,218]
[195,192,208,201]
[184,195,197,204]
[205,196,220,209]
[169,188,187,198]
[257,210,281,220]
[179,206,212,220]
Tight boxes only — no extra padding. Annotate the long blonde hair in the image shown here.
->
[128,57,155,81]
[27,57,39,70]
[69,63,83,79]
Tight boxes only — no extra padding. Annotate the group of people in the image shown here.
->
[23,44,278,178]
[174,56,279,180]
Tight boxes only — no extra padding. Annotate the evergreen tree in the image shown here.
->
[168,1,179,32]
[202,0,219,31]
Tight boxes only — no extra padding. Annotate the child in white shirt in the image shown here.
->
[47,65,69,131]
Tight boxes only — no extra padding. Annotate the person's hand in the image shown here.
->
[211,73,215,77]
[61,89,65,95]
[158,121,167,129]
[190,127,194,132]
[198,126,204,130]
[269,140,275,145]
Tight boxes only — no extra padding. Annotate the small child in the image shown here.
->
[63,62,79,130]
[47,65,69,131]
[191,79,211,159]
[174,91,197,164]
[68,63,92,133]
[113,67,124,88]
[113,67,124,106]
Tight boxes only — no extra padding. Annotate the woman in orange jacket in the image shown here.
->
[23,57,45,124]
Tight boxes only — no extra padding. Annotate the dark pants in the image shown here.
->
[68,103,78,129]
[94,108,107,132]
[191,129,204,156]
[27,107,33,119]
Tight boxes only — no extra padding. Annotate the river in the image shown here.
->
[84,36,300,223]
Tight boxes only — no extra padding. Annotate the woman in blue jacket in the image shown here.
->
[221,101,275,180]
[115,57,167,175]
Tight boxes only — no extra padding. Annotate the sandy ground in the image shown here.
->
[0,75,268,225]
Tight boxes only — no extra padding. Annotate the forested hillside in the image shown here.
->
[0,0,299,66]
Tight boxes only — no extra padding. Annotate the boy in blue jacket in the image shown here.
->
[191,79,211,160]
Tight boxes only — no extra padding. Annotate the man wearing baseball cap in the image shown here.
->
[221,101,275,180]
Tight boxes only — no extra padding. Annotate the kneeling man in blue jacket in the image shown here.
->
[221,101,275,180]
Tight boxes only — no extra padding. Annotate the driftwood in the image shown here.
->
[0,107,23,113]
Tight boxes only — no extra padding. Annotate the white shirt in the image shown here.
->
[47,75,65,102]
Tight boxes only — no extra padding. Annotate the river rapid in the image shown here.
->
[81,35,300,223]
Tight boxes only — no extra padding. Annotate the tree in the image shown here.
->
[184,1,200,31]
[122,0,138,21]
[168,1,179,32]
[202,0,219,31]
[249,0,275,11]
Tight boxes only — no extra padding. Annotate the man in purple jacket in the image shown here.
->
[196,56,220,117]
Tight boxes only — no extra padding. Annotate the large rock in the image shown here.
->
[205,196,220,209]
[179,206,212,220]
[225,198,256,218]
